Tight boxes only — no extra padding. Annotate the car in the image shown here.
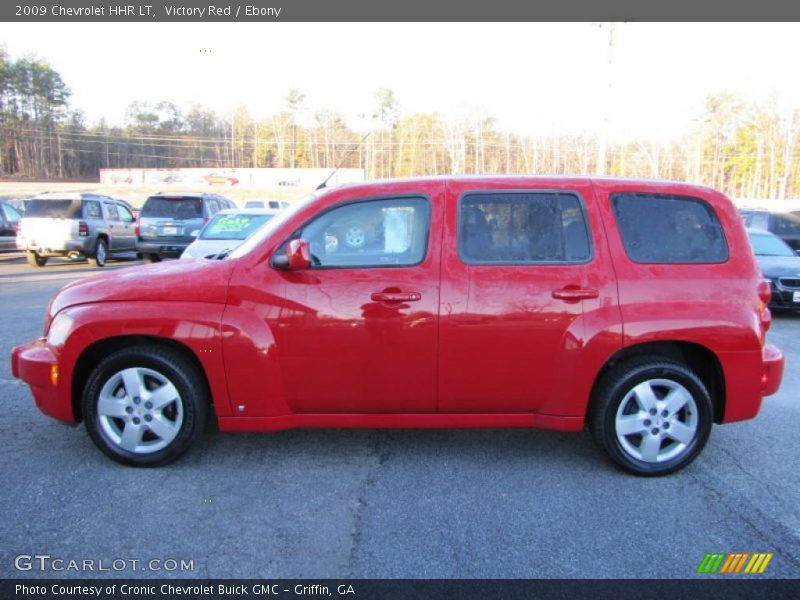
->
[181,208,279,259]
[136,192,235,262]
[0,201,22,252]
[740,208,800,251]
[203,173,239,186]
[16,193,137,267]
[244,199,290,210]
[747,228,800,310]
[11,176,784,475]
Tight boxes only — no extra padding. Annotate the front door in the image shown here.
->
[273,187,443,413]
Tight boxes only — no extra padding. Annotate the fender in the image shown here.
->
[59,301,231,420]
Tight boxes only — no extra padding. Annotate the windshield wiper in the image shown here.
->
[203,248,233,260]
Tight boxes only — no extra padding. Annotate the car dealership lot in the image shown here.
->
[1,252,799,579]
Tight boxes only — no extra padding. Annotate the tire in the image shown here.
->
[341,220,367,249]
[26,251,47,267]
[142,253,162,263]
[82,346,209,467]
[588,356,713,476]
[88,238,108,267]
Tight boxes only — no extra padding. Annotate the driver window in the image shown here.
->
[297,197,430,268]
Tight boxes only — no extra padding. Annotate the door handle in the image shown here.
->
[552,287,599,301]
[371,292,422,303]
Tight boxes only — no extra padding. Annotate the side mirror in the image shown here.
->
[272,239,311,270]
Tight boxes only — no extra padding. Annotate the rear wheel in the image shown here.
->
[88,238,108,267]
[26,251,47,267]
[142,253,162,263]
[82,346,209,467]
[589,357,713,476]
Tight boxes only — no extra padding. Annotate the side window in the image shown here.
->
[612,193,728,264]
[296,197,430,268]
[117,205,134,222]
[459,192,591,264]
[105,203,120,221]
[774,214,800,235]
[206,199,220,216]
[83,201,102,219]
[2,204,21,224]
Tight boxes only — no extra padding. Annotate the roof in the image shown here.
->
[331,174,718,193]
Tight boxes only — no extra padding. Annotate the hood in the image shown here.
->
[50,258,236,317]
[181,239,240,259]
[755,255,800,279]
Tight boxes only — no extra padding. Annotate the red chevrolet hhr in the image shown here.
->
[12,176,784,475]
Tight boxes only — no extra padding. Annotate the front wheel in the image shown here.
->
[82,346,209,467]
[589,357,713,476]
[142,253,162,263]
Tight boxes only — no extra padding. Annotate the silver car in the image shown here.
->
[181,208,279,259]
[17,193,136,267]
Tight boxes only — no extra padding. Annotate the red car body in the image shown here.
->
[11,176,784,471]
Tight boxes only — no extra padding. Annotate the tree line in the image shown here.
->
[1,49,798,199]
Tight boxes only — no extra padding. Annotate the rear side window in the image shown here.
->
[141,197,203,219]
[612,193,728,264]
[83,201,102,219]
[104,203,120,221]
[774,213,800,235]
[459,192,591,264]
[24,199,81,218]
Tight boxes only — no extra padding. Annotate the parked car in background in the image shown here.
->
[740,208,800,251]
[136,192,235,262]
[16,193,136,267]
[244,199,290,210]
[12,177,784,475]
[0,201,22,252]
[747,228,800,310]
[203,173,239,186]
[181,208,278,259]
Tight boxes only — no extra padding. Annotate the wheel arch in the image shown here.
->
[589,340,726,424]
[71,335,212,423]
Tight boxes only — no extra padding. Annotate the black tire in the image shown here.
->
[588,356,713,476]
[82,345,209,467]
[88,238,108,267]
[26,251,47,267]
[142,253,162,263]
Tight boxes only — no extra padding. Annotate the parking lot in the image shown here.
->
[1,251,799,579]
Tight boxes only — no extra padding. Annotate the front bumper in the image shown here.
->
[11,339,74,423]
[761,343,784,397]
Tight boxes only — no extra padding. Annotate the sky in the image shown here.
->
[2,22,800,141]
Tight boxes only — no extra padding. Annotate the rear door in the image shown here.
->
[438,179,615,414]
[103,201,124,251]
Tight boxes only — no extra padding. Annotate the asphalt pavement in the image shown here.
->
[1,252,798,579]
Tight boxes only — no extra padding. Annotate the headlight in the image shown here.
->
[47,312,75,348]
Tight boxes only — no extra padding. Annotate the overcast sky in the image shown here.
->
[2,22,800,140]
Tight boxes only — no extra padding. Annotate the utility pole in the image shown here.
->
[597,22,616,176]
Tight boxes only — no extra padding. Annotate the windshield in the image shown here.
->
[142,196,203,219]
[749,231,796,257]
[24,199,81,218]
[229,192,321,259]
[201,213,274,240]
